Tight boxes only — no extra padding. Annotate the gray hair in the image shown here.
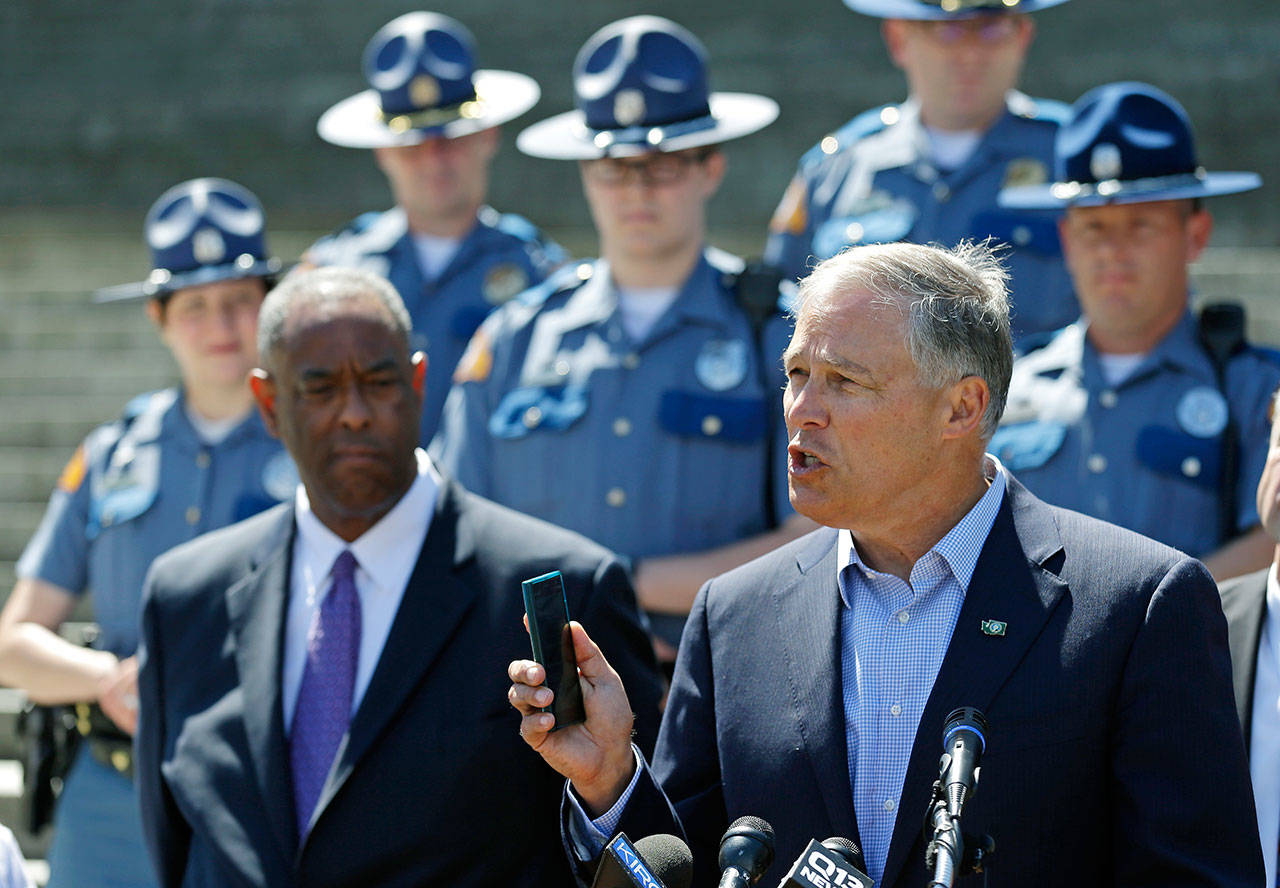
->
[793,241,1013,439]
[257,266,412,367]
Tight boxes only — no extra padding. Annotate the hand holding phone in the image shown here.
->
[521,571,586,730]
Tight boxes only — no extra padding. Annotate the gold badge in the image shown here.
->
[1002,158,1048,189]
[409,75,441,109]
[483,263,528,305]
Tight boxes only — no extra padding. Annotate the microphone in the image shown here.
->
[940,707,987,818]
[926,707,990,888]
[776,837,872,888]
[717,816,775,888]
[591,831,693,888]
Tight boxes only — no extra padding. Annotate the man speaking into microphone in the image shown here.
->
[510,241,1261,886]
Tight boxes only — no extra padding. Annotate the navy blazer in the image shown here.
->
[607,476,1262,887]
[137,478,663,888]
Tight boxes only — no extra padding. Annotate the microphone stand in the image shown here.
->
[923,770,995,888]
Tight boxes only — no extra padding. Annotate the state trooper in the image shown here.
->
[304,11,566,442]
[432,15,810,659]
[993,82,1279,579]
[766,0,1075,345]
[0,179,296,887]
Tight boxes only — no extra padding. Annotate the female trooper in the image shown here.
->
[0,178,295,887]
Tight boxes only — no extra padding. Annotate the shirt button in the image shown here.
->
[844,222,865,242]
[1182,456,1202,478]
[554,359,571,377]
[522,406,543,429]
[1011,225,1032,247]
[1087,454,1108,474]
[890,703,903,717]
[185,506,201,525]
[883,799,896,812]
[932,182,951,202]
[897,610,910,625]
[623,353,640,370]
[701,415,723,436]
[613,418,632,437]
[606,488,627,508]
[576,262,592,281]
[1098,389,1118,408]
[195,451,211,469]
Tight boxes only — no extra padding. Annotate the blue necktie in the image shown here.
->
[289,549,361,839]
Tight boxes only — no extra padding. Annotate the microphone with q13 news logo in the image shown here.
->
[590,831,693,888]
[775,837,872,888]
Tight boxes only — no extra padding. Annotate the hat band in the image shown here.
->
[928,0,1026,10]
[583,112,718,152]
[1049,168,1208,202]
[380,91,483,134]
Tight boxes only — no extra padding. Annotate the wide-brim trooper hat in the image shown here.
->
[516,15,778,161]
[318,11,541,149]
[843,0,1071,19]
[93,178,282,304]
[1001,81,1261,210]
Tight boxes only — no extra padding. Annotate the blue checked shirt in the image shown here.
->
[839,457,1006,885]
[573,458,1008,879]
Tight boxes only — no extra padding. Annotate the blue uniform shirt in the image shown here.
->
[766,92,1075,345]
[305,205,567,443]
[16,389,295,657]
[431,250,793,639]
[990,312,1280,557]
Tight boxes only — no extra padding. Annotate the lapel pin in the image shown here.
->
[981,620,1008,637]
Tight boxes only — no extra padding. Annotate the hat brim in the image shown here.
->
[1000,171,1261,210]
[92,257,283,304]
[842,0,1070,18]
[515,92,779,160]
[317,70,540,149]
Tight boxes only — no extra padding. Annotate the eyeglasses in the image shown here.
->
[581,150,714,187]
[916,15,1022,44]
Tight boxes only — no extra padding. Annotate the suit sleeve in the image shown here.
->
[135,574,191,888]
[1111,555,1264,886]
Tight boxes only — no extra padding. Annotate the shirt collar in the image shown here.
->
[294,448,440,597]
[838,454,1008,607]
[1081,308,1212,386]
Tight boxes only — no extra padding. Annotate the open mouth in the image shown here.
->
[788,444,827,473]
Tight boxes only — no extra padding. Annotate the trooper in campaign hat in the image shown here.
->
[766,0,1075,346]
[0,178,295,888]
[304,11,566,444]
[992,82,1277,579]
[432,15,807,663]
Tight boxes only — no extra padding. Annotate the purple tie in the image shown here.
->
[290,549,361,838]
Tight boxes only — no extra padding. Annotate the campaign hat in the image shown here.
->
[318,11,540,149]
[843,0,1070,19]
[516,15,777,161]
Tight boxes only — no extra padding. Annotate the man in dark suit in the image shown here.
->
[1220,385,1280,885]
[510,241,1261,886]
[135,267,662,887]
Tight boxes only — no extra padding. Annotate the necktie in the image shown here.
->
[290,549,361,838]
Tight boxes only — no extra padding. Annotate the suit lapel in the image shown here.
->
[227,508,298,864]
[1221,570,1268,745]
[310,481,479,830]
[775,529,861,845]
[880,480,1068,888]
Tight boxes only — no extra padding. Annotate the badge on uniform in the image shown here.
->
[484,263,529,305]
[695,339,749,392]
[1175,386,1229,439]
[1002,158,1049,189]
[262,451,300,502]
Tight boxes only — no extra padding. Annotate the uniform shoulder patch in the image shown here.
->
[56,444,87,493]
[1009,92,1071,125]
[453,324,494,384]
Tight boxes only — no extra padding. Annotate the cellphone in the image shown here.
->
[521,570,586,730]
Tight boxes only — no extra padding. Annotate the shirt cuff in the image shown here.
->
[565,745,644,860]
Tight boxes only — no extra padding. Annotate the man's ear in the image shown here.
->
[941,375,990,441]
[248,369,280,437]
[411,351,428,401]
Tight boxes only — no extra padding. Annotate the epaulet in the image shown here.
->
[515,261,587,309]
[121,388,177,423]
[800,105,895,166]
[1007,92,1071,126]
[1244,344,1280,368]
[307,209,407,262]
[90,388,177,454]
[478,207,542,244]
[705,246,746,278]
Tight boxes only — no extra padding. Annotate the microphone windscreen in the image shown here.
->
[821,836,866,871]
[634,834,693,888]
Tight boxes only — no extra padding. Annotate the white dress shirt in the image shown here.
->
[1250,563,1280,887]
[282,449,440,730]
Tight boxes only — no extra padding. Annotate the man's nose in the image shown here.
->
[337,382,375,429]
